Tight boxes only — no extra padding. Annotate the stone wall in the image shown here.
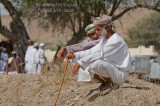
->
[129,45,158,57]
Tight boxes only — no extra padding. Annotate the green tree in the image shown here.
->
[128,12,160,52]
[0,0,160,60]
[0,0,30,60]
[24,0,160,45]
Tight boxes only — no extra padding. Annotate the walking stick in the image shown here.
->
[54,59,69,106]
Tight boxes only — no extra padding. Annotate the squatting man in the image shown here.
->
[66,15,131,95]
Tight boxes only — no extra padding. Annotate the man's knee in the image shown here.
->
[89,60,111,69]
[89,60,104,69]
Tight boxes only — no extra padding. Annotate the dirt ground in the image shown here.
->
[0,72,160,106]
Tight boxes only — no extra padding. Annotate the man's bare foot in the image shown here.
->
[100,83,113,96]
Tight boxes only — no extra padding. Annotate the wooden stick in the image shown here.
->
[54,59,69,106]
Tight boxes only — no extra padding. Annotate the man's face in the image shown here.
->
[13,54,17,58]
[88,32,99,40]
[41,46,44,49]
[28,41,32,46]
[95,26,103,36]
[95,25,107,38]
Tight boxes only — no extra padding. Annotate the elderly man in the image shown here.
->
[57,24,100,61]
[25,40,34,73]
[27,43,39,74]
[66,15,131,95]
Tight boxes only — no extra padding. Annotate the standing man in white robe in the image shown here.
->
[27,43,39,74]
[36,43,46,74]
[24,40,34,73]
[66,15,131,95]
[1,48,9,72]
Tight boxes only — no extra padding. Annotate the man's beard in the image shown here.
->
[98,28,107,38]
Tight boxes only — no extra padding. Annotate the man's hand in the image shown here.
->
[57,47,66,61]
[66,52,75,60]
[72,62,80,76]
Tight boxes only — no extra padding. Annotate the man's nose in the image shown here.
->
[95,30,99,34]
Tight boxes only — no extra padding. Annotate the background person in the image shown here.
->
[1,48,9,72]
[4,51,22,74]
[24,40,34,73]
[36,43,46,74]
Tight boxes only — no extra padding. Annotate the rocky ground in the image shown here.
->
[0,73,160,106]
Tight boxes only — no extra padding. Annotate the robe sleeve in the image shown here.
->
[75,38,125,70]
[66,38,100,53]
[25,46,33,62]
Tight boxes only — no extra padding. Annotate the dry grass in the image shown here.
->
[0,61,160,105]
[42,60,73,85]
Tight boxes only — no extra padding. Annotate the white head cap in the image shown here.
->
[3,48,7,51]
[40,43,44,47]
[12,51,17,54]
[34,43,39,47]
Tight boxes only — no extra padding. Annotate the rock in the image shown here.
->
[68,102,76,106]
[156,98,160,104]
[66,100,70,105]
[46,97,50,100]
[66,89,72,93]
[74,90,78,92]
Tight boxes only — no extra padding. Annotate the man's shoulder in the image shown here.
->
[113,33,125,41]
[109,33,125,44]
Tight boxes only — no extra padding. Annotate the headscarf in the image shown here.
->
[85,24,96,35]
[93,15,112,26]
[27,39,32,43]
[34,43,39,47]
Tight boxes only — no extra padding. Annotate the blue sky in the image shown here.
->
[0,3,9,15]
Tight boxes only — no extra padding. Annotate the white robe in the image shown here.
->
[73,33,132,85]
[36,48,45,74]
[0,52,3,72]
[25,45,37,74]
[28,47,38,74]
[0,52,9,72]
